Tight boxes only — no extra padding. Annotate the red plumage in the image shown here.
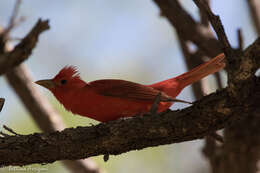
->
[36,53,225,122]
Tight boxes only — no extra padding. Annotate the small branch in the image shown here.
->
[0,19,49,75]
[0,1,102,171]
[4,0,22,36]
[153,0,222,57]
[247,0,260,35]
[6,65,65,132]
[3,125,21,136]
[237,29,244,51]
[192,0,260,101]
[202,136,219,172]
[193,0,233,57]
[0,98,4,112]
[199,0,210,26]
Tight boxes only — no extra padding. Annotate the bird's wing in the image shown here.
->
[88,79,190,103]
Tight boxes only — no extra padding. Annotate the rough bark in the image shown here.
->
[0,19,49,75]
[0,35,260,165]
[0,0,260,171]
[155,0,260,172]
[193,1,260,172]
[5,65,101,173]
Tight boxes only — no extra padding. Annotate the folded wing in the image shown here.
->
[88,79,190,103]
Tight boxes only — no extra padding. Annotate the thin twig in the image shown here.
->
[0,19,50,75]
[3,0,22,36]
[237,29,244,51]
[193,0,233,57]
[0,98,4,112]
[0,132,9,137]
[3,125,21,136]
[247,0,260,35]
[153,0,222,57]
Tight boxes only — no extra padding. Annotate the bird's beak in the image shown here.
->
[35,79,55,89]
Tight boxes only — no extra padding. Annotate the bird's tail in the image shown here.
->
[175,53,225,88]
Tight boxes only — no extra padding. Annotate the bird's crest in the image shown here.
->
[54,66,81,80]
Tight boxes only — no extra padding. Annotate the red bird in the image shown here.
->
[36,53,225,122]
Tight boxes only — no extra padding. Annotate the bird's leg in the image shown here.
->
[166,97,192,104]
[149,92,162,115]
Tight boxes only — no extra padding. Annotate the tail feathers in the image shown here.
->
[175,53,225,88]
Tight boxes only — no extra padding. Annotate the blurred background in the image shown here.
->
[0,0,257,172]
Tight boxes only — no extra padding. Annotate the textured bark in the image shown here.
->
[5,65,101,173]
[0,87,238,166]
[193,1,260,173]
[0,0,260,170]
[0,19,49,75]
[154,0,260,172]
[0,35,260,165]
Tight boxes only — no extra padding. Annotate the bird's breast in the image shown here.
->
[54,89,173,122]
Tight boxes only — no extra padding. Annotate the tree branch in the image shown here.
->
[191,2,260,172]
[0,88,230,166]
[0,0,259,169]
[153,0,221,56]
[0,87,254,166]
[154,0,225,95]
[0,1,102,171]
[173,1,224,166]
[5,65,102,173]
[0,19,49,76]
[6,65,66,132]
[247,0,260,35]
[193,0,260,99]
[1,36,260,165]
[192,0,233,57]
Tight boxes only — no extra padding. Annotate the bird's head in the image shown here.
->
[35,66,86,92]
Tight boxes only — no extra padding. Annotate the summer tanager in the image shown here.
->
[36,53,225,122]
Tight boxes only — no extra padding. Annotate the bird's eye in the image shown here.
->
[60,79,67,85]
